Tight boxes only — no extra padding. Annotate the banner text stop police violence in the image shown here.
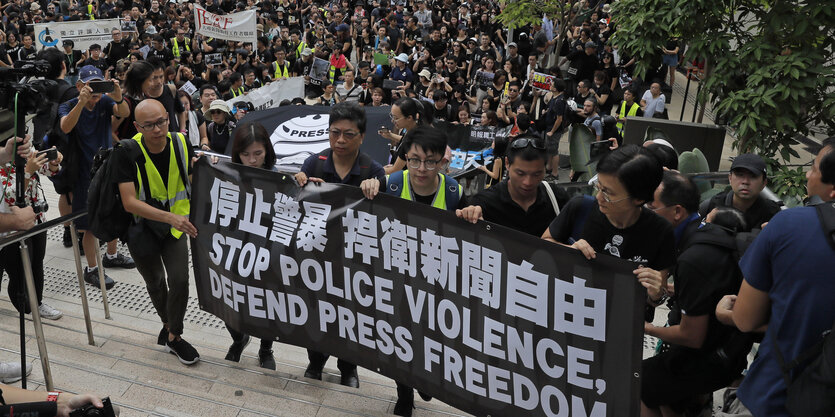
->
[208,233,607,416]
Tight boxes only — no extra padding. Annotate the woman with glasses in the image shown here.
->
[359,125,464,416]
[542,145,673,309]
[201,100,235,154]
[222,122,280,370]
[380,98,432,174]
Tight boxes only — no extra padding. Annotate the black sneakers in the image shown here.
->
[224,334,250,362]
[258,348,276,370]
[84,267,116,290]
[102,253,135,269]
[62,226,72,247]
[166,337,200,365]
[157,326,168,346]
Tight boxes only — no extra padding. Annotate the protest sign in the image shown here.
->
[531,72,555,92]
[434,122,506,178]
[474,70,495,88]
[121,19,137,33]
[373,52,390,66]
[231,105,393,171]
[310,57,330,82]
[223,77,304,112]
[191,159,645,417]
[205,53,223,65]
[194,4,256,44]
[180,81,198,97]
[35,19,120,51]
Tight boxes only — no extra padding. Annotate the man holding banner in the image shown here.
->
[294,102,385,387]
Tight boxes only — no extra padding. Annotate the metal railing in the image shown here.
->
[0,210,112,390]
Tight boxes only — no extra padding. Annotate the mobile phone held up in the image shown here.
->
[37,147,58,161]
[89,80,115,94]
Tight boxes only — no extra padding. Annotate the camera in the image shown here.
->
[69,397,116,417]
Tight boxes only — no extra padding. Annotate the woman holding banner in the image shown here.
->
[222,122,278,370]
[541,145,673,316]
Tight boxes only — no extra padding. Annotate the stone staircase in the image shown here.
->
[0,220,472,417]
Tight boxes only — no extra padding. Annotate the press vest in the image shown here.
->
[231,86,245,97]
[273,61,290,79]
[617,101,640,134]
[87,4,95,19]
[132,132,190,239]
[171,37,191,58]
[385,170,462,211]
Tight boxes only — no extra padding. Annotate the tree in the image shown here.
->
[496,0,596,70]
[610,0,835,204]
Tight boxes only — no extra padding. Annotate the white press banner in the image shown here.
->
[34,19,121,51]
[193,5,257,44]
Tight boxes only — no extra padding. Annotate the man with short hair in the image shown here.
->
[80,44,108,73]
[642,171,752,415]
[59,65,133,288]
[699,153,781,232]
[616,88,642,135]
[112,99,200,366]
[728,137,835,416]
[16,33,37,61]
[169,28,191,60]
[103,28,129,68]
[294,103,386,388]
[148,35,174,66]
[545,79,568,178]
[457,136,568,236]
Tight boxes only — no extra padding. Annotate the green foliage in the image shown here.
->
[769,165,808,208]
[610,0,835,201]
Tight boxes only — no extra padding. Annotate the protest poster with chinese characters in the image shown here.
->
[190,159,645,417]
[531,72,555,92]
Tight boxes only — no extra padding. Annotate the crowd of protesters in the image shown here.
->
[0,0,833,416]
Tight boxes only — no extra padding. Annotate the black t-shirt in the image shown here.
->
[549,196,676,270]
[672,223,744,353]
[82,57,108,73]
[411,181,469,210]
[470,180,569,237]
[64,50,83,75]
[593,83,613,114]
[112,135,196,188]
[104,39,130,67]
[208,120,235,154]
[426,39,447,59]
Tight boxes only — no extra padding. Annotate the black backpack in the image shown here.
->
[86,139,143,242]
[773,202,835,417]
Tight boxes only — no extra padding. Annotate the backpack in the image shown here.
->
[86,134,190,242]
[772,202,835,417]
[311,149,374,181]
[385,170,462,210]
[86,139,142,242]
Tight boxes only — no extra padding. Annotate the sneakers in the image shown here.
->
[0,361,33,383]
[102,252,135,269]
[157,326,169,346]
[258,348,276,370]
[38,303,63,320]
[166,337,200,365]
[62,226,72,247]
[224,334,250,362]
[84,267,116,290]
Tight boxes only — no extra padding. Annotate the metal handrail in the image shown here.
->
[1,210,107,391]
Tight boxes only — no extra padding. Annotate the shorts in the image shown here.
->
[642,348,743,410]
[545,130,563,156]
[662,53,679,67]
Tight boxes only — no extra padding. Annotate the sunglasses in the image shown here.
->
[510,137,545,150]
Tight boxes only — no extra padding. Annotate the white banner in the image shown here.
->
[34,19,121,52]
[224,77,305,111]
[193,5,256,44]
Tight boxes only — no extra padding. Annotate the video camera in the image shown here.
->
[0,59,57,212]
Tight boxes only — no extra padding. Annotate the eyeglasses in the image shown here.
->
[510,137,545,150]
[407,157,441,170]
[137,118,169,130]
[329,128,359,140]
[389,114,402,122]
[591,179,631,204]
[509,88,519,92]
[644,203,672,212]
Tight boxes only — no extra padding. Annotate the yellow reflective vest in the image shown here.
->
[132,132,191,239]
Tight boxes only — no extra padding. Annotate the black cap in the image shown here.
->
[62,39,74,47]
[730,153,767,178]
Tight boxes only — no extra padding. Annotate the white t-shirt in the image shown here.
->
[641,91,666,118]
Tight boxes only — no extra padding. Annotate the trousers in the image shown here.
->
[129,234,189,335]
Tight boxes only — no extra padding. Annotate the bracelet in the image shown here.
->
[47,391,60,402]
[115,98,124,104]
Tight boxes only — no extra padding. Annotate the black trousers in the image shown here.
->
[307,349,356,374]
[1,231,46,315]
[227,325,274,351]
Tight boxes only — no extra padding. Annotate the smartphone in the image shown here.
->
[37,147,58,161]
[89,80,115,94]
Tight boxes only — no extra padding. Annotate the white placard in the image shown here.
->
[224,77,305,111]
[34,19,121,51]
[193,4,257,44]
